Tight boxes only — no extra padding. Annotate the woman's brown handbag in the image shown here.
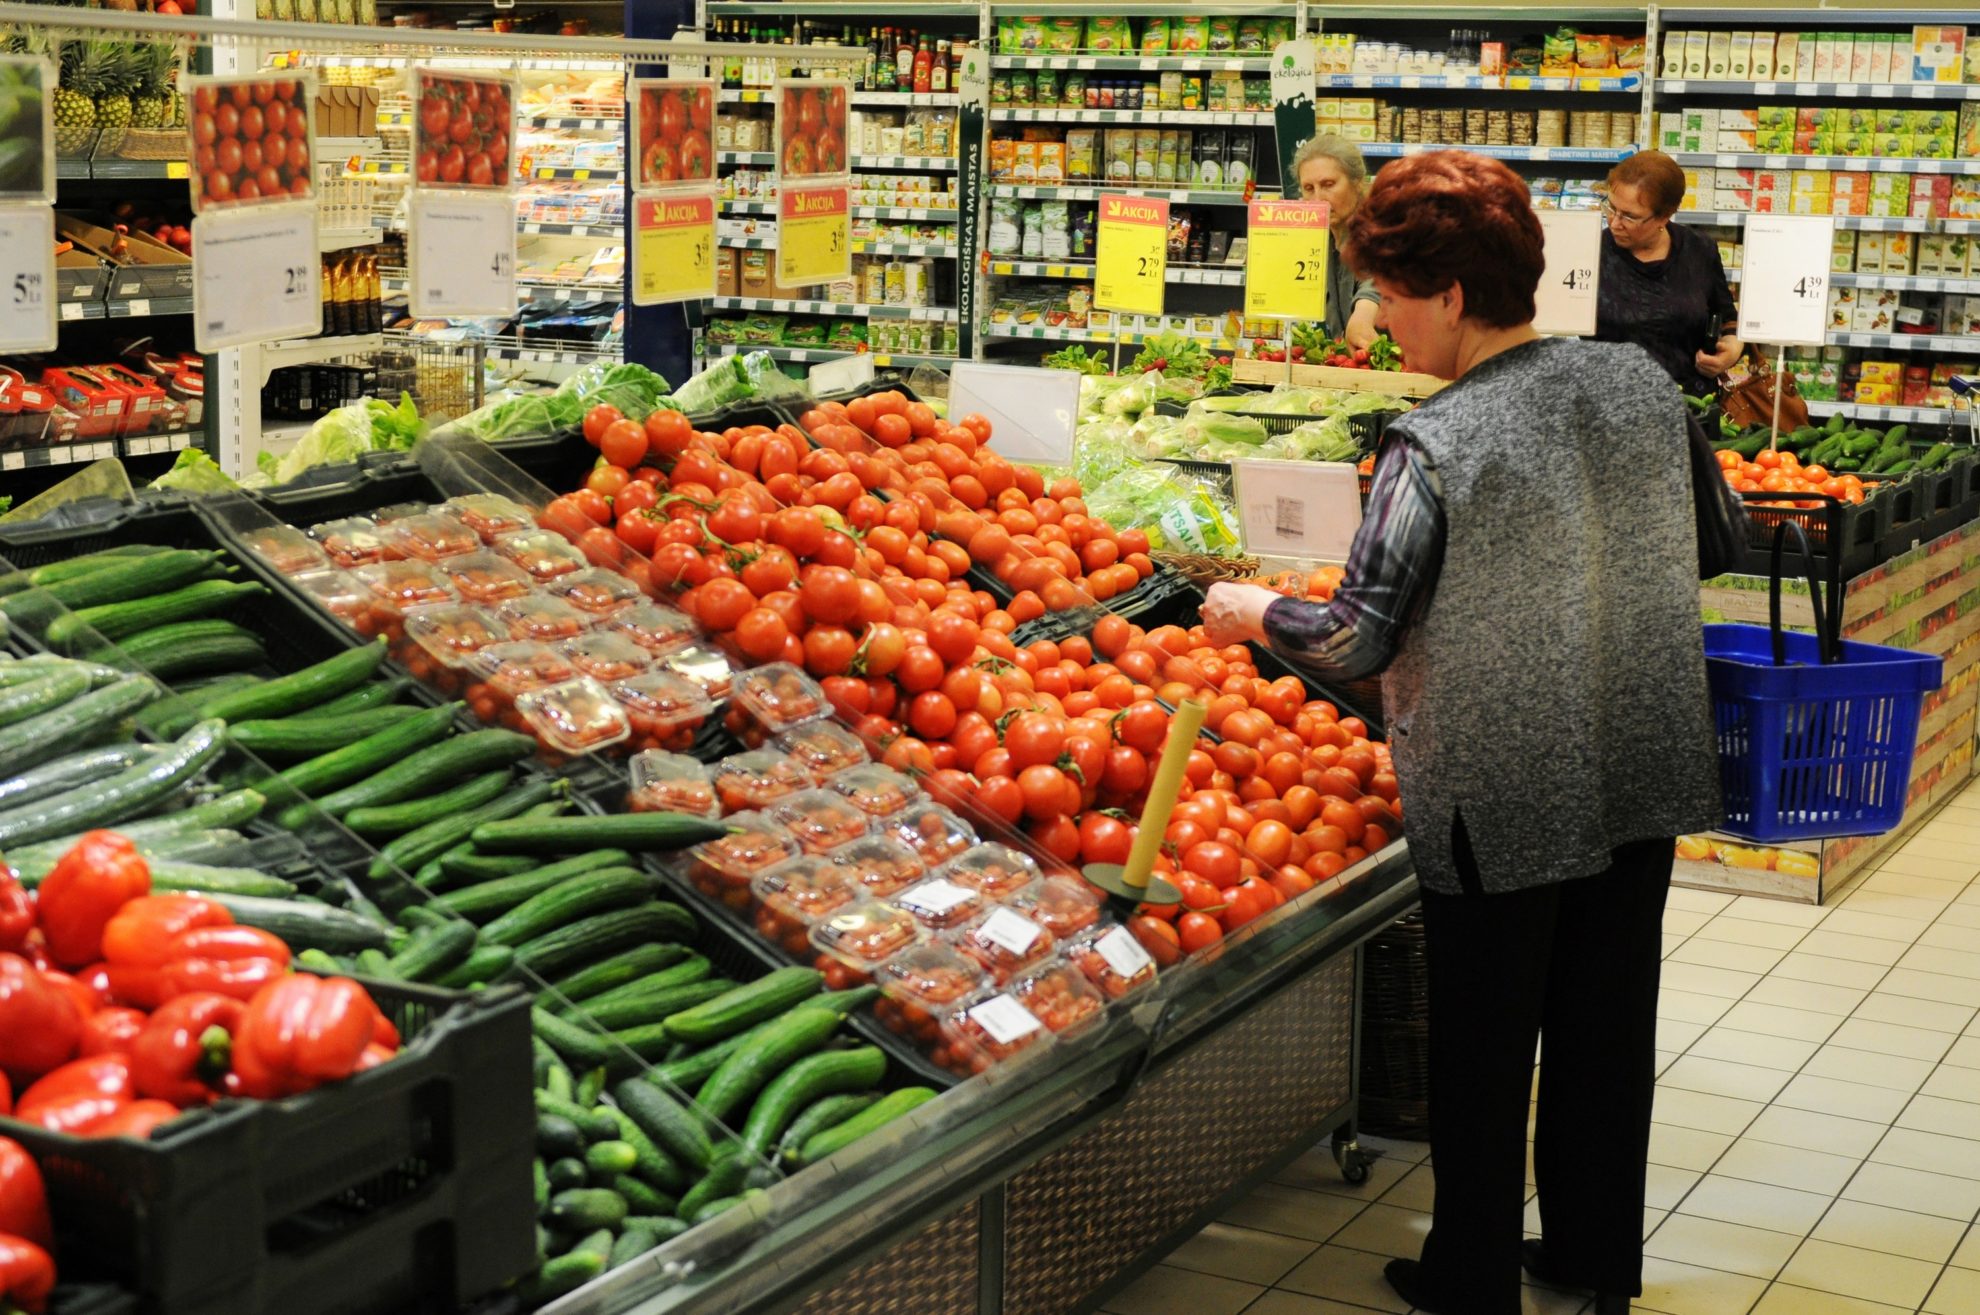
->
[1719,353,1810,433]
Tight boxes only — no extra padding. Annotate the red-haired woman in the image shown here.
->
[1202,151,1741,1315]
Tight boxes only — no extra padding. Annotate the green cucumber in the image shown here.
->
[0,743,143,811]
[343,771,514,839]
[108,621,266,680]
[792,1088,939,1167]
[0,549,220,629]
[224,705,423,758]
[776,1093,882,1165]
[0,666,90,730]
[48,579,270,651]
[600,1105,688,1192]
[0,675,156,777]
[198,641,389,725]
[4,789,267,877]
[512,905,697,980]
[693,1004,846,1124]
[553,956,710,1017]
[611,1175,675,1219]
[467,812,729,855]
[674,1147,747,1220]
[384,919,479,981]
[688,1196,747,1225]
[433,852,637,923]
[366,777,563,882]
[607,1221,663,1267]
[543,1155,587,1191]
[534,1008,616,1070]
[576,979,735,1033]
[611,1079,717,1173]
[206,893,391,951]
[536,1114,586,1160]
[664,967,823,1045]
[619,1215,689,1245]
[0,545,170,596]
[584,1140,639,1178]
[434,943,515,989]
[520,1236,608,1303]
[1919,442,1955,471]
[272,703,463,817]
[545,943,691,1004]
[481,869,658,948]
[438,850,539,884]
[533,1091,618,1142]
[139,674,259,737]
[642,993,873,1092]
[547,1187,626,1233]
[309,677,412,716]
[739,1046,886,1157]
[141,863,298,899]
[0,719,223,847]
[289,727,534,827]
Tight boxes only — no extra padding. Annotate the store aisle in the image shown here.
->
[1104,780,1980,1315]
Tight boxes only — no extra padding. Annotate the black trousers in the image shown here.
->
[1414,824,1673,1315]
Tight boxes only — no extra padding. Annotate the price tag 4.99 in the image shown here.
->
[192,202,321,352]
[409,189,518,319]
[0,206,57,353]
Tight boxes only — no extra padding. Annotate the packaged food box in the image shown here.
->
[935,988,1054,1074]
[883,802,978,868]
[770,788,873,856]
[493,529,588,581]
[1010,960,1108,1038]
[601,602,697,655]
[402,604,507,679]
[774,721,869,782]
[731,662,830,737]
[542,567,645,617]
[557,631,651,684]
[892,876,988,933]
[310,516,397,570]
[825,763,923,819]
[611,669,714,752]
[875,943,987,1046]
[514,675,631,756]
[937,843,1044,903]
[445,494,536,542]
[627,750,719,817]
[1008,876,1106,939]
[436,550,535,605]
[687,812,800,906]
[948,906,1056,984]
[1064,923,1159,1001]
[811,898,922,978]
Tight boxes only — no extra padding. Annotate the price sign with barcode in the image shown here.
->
[0,207,57,353]
[409,189,517,318]
[1232,457,1363,561]
[191,201,320,351]
[1738,214,1836,347]
[1533,209,1602,337]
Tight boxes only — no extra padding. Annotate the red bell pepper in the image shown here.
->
[102,895,289,1009]
[0,954,80,1088]
[0,1233,55,1315]
[78,1005,147,1057]
[0,1072,8,1117]
[101,894,230,967]
[13,1054,135,1135]
[38,969,101,1021]
[35,831,150,968]
[231,975,385,1100]
[0,872,30,956]
[131,992,244,1107]
[80,1099,181,1141]
[0,1137,52,1250]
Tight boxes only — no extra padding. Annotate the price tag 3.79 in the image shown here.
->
[192,202,321,352]
[632,191,717,307]
[0,206,57,353]
[410,189,517,319]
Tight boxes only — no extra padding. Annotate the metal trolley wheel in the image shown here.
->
[1331,1129,1374,1185]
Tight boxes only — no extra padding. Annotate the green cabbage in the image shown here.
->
[149,447,237,494]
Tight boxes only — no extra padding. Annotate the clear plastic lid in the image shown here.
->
[1063,923,1159,1001]
[1009,958,1110,1037]
[437,550,536,604]
[890,876,986,932]
[774,721,870,782]
[402,603,508,670]
[310,516,398,569]
[243,524,330,576]
[731,662,830,734]
[559,631,653,682]
[610,670,715,744]
[514,676,632,755]
[381,510,481,562]
[661,643,736,700]
[290,568,368,629]
[751,855,861,927]
[946,906,1056,984]
[603,602,699,655]
[543,567,647,617]
[824,763,924,819]
[809,897,922,971]
[828,834,925,899]
[935,987,1055,1074]
[770,788,873,856]
[445,493,537,542]
[1008,875,1106,939]
[883,803,978,868]
[467,640,580,698]
[875,941,987,1016]
[351,559,456,610]
[493,528,588,580]
[627,750,719,818]
[688,812,802,891]
[496,594,596,643]
[712,748,814,815]
[936,843,1044,904]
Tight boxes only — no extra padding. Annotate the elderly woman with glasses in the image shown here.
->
[1290,134,1383,349]
[1595,149,1743,394]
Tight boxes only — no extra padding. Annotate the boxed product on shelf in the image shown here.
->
[1912,25,1969,84]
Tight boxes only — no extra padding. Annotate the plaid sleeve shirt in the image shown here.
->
[1261,430,1447,682]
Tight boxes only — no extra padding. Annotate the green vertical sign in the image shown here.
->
[1271,39,1318,201]
[956,45,989,360]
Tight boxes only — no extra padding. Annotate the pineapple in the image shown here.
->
[131,42,174,131]
[89,42,138,156]
[52,41,96,157]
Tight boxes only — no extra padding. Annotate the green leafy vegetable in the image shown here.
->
[149,448,238,494]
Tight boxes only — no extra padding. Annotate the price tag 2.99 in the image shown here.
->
[192,202,320,352]
[632,191,716,306]
[1245,199,1329,322]
[1095,193,1168,316]
[0,207,57,353]
[1533,209,1603,337]
[410,189,517,318]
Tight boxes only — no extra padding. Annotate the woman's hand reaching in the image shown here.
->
[1201,583,1282,646]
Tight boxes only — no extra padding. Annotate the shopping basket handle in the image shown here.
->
[1767,517,1834,667]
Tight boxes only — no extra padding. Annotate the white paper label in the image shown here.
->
[1094,925,1154,980]
[1534,208,1602,337]
[1738,214,1837,347]
[0,207,58,353]
[899,880,975,918]
[409,190,517,318]
[808,353,875,395]
[191,203,320,352]
[1233,458,1364,562]
[969,993,1043,1045]
[949,362,1080,466]
[978,908,1043,957]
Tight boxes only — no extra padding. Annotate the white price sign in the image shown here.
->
[949,362,1080,467]
[1737,214,1836,348]
[0,207,57,353]
[1534,208,1602,337]
[1232,457,1364,562]
[808,352,874,396]
[192,202,321,352]
[409,190,517,318]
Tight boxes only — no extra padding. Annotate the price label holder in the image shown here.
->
[1094,193,1168,316]
[1533,208,1602,336]
[1244,198,1329,321]
[1232,457,1363,561]
[631,190,716,306]
[0,207,57,353]
[809,352,875,395]
[950,362,1081,467]
[191,201,320,352]
[1738,213,1835,348]
[777,184,851,288]
[409,189,516,318]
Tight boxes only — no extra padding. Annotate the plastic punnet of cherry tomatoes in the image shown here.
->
[513,676,632,756]
[1065,923,1160,1000]
[934,988,1053,1076]
[627,750,719,817]
[752,856,861,958]
[611,670,715,751]
[769,788,872,856]
[604,601,699,654]
[947,906,1056,984]
[732,662,830,735]
[774,721,871,782]
[811,898,922,974]
[437,550,534,604]
[712,748,814,815]
[309,515,395,569]
[937,843,1044,903]
[689,813,800,905]
[875,943,988,1044]
[1010,961,1108,1037]
[884,802,979,868]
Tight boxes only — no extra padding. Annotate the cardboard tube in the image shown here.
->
[1121,699,1207,891]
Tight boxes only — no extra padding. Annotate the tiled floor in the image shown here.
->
[1102,782,1980,1315]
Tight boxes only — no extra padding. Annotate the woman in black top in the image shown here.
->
[1594,150,1742,397]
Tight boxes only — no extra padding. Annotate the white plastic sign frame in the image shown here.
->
[1738,214,1836,348]
[183,70,318,216]
[0,206,57,352]
[0,56,56,207]
[948,362,1081,468]
[410,67,518,193]
[191,200,321,351]
[408,188,516,318]
[1232,457,1363,562]
[1534,208,1603,337]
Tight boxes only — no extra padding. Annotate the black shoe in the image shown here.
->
[1383,1258,1446,1313]
[1520,1241,1631,1314]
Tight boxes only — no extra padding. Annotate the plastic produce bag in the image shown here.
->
[554,361,674,423]
[1085,465,1240,556]
[448,393,558,443]
[1072,416,1137,492]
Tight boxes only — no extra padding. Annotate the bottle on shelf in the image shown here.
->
[914,36,933,94]
[896,30,915,90]
[931,40,950,95]
[318,259,335,339]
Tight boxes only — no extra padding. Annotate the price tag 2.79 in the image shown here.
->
[192,202,320,352]
[410,189,517,319]
[1095,193,1168,316]
[0,206,57,353]
[1245,199,1329,322]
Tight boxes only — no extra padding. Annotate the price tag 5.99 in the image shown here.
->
[192,202,321,352]
[0,206,57,353]
[409,190,518,319]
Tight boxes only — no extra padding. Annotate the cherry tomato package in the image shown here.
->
[946,906,1056,984]
[659,643,736,701]
[828,834,925,899]
[543,567,647,618]
[774,721,870,782]
[437,550,536,604]
[935,988,1055,1076]
[731,662,830,736]
[883,803,978,868]
[686,812,801,908]
[751,855,861,958]
[445,493,536,542]
[627,750,719,817]
[1063,923,1158,1002]
[769,788,872,856]
[493,528,588,581]
[311,516,398,569]
[810,898,921,975]
[381,511,480,563]
[610,670,715,751]
[1010,959,1109,1037]
[560,631,653,683]
[350,559,456,641]
[402,603,508,679]
[242,525,330,577]
[603,602,699,655]
[890,877,986,933]
[936,843,1044,903]
[1008,876,1106,939]
[875,942,988,1045]
[514,676,632,757]
[496,593,595,643]
[292,569,372,634]
[824,763,923,819]
[713,748,813,815]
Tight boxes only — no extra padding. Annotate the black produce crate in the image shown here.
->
[1009,565,1202,646]
[1733,491,1892,583]
[1156,458,1235,500]
[1151,396,1402,450]
[0,980,536,1315]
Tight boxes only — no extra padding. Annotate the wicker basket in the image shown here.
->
[1151,550,1259,587]
[117,130,185,162]
[1358,910,1431,1140]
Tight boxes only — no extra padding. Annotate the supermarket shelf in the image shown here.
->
[989,259,1245,287]
[320,226,383,252]
[721,201,959,221]
[719,236,777,250]
[120,430,203,459]
[1318,72,1641,93]
[519,221,624,238]
[1830,333,1980,353]
[852,155,959,171]
[985,324,1240,350]
[1670,152,1980,176]
[74,157,189,181]
[259,334,385,376]
[347,159,409,177]
[849,91,960,108]
[1675,211,1941,234]
[721,200,776,215]
[482,341,619,365]
[1807,400,1974,426]
[319,136,385,158]
[317,55,618,71]
[523,117,625,131]
[990,183,1250,206]
[710,297,958,322]
[1660,79,1980,101]
[378,110,410,129]
[0,439,121,472]
[383,275,617,304]
[994,55,1270,74]
[1362,142,1635,162]
[991,108,1271,126]
[719,151,775,166]
[1830,273,1980,295]
[60,295,195,322]
[711,342,959,369]
[854,242,958,258]
[525,166,623,182]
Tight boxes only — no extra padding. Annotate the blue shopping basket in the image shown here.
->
[1705,499,1942,843]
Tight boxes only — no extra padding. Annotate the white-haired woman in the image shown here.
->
[1291,134,1381,349]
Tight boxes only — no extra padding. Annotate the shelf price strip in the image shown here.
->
[1094,193,1168,317]
[1244,199,1329,323]
[632,191,717,307]
[777,184,851,288]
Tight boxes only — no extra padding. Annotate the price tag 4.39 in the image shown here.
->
[1533,209,1602,337]
[192,202,320,352]
[632,191,716,307]
[409,189,517,319]
[0,206,57,354]
[1245,199,1329,322]
[1738,214,1836,348]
